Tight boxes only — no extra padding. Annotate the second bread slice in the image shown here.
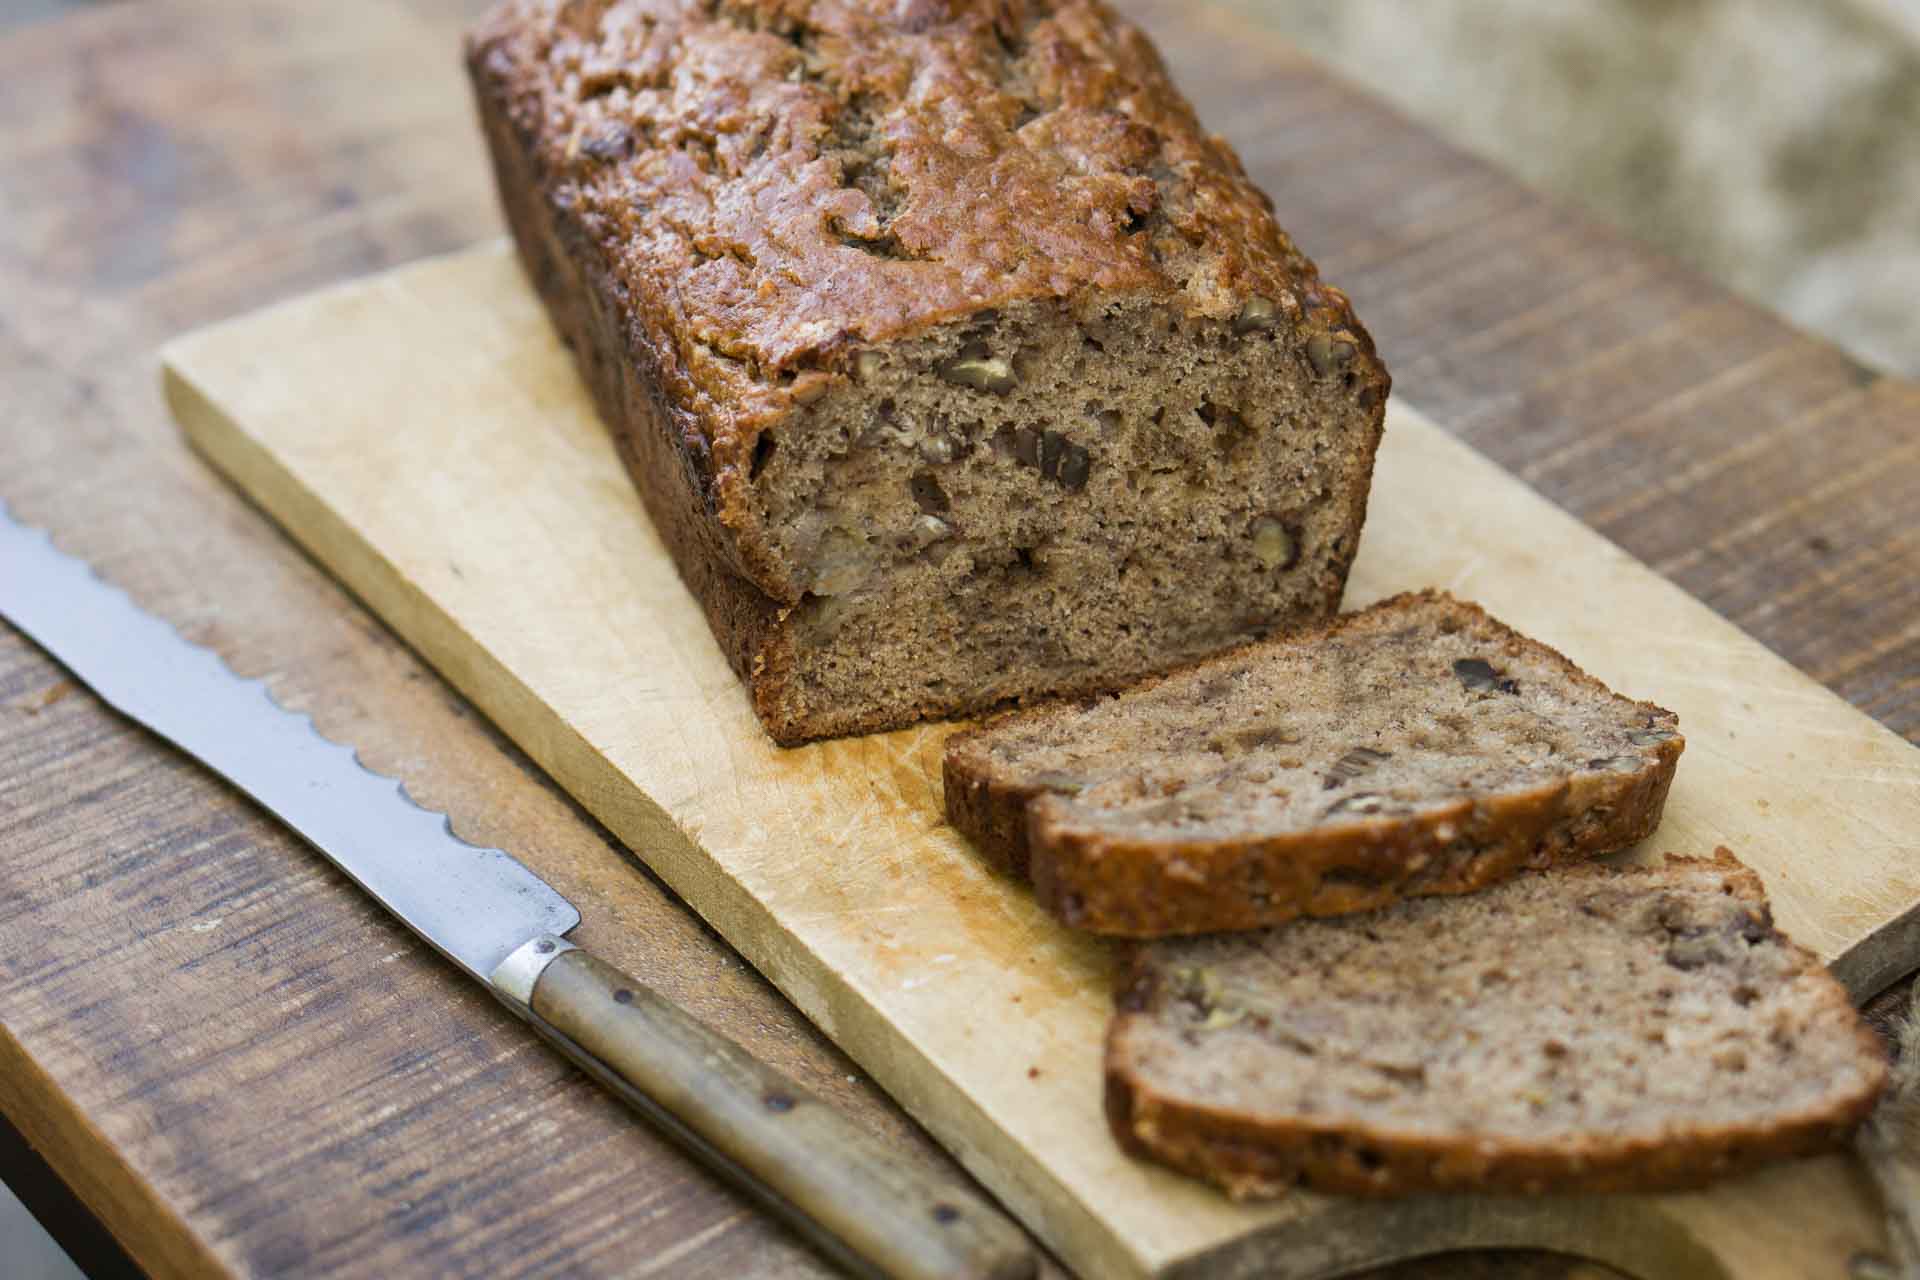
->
[1106,852,1887,1197]
[943,591,1683,936]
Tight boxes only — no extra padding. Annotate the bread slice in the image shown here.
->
[1107,851,1889,1198]
[943,591,1684,936]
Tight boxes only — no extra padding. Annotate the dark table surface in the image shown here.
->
[1,1,1914,1277]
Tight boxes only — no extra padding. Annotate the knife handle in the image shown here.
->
[493,938,1035,1280]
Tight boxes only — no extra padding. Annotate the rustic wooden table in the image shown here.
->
[1,2,1914,1278]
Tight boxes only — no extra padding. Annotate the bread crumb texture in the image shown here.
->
[1108,852,1889,1197]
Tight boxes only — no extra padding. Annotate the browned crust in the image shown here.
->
[943,699,1104,880]
[465,0,1387,489]
[471,39,790,691]
[943,591,1683,934]
[467,2,1388,746]
[1104,852,1891,1198]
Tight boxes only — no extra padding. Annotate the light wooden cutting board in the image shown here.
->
[161,241,1920,1280]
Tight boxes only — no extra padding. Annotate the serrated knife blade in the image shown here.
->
[0,498,1033,1280]
[0,504,578,983]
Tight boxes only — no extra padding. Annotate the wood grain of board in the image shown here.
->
[160,241,1920,1280]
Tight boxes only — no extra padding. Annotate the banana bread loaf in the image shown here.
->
[1107,851,1888,1198]
[945,592,1683,936]
[466,0,1389,744]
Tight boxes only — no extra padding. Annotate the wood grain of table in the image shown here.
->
[0,2,1913,1278]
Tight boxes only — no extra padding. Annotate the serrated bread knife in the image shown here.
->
[0,500,1034,1280]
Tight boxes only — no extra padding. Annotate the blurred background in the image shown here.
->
[0,0,1913,1276]
[1212,0,1920,377]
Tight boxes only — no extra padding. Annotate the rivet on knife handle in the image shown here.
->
[494,937,1036,1280]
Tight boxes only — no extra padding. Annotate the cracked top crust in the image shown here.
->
[466,0,1372,472]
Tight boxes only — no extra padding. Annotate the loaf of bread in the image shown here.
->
[466,0,1389,744]
[1106,851,1888,1198]
[945,592,1683,935]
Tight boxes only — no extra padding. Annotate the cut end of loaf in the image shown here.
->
[743,294,1384,743]
[944,592,1684,935]
[1107,852,1890,1198]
